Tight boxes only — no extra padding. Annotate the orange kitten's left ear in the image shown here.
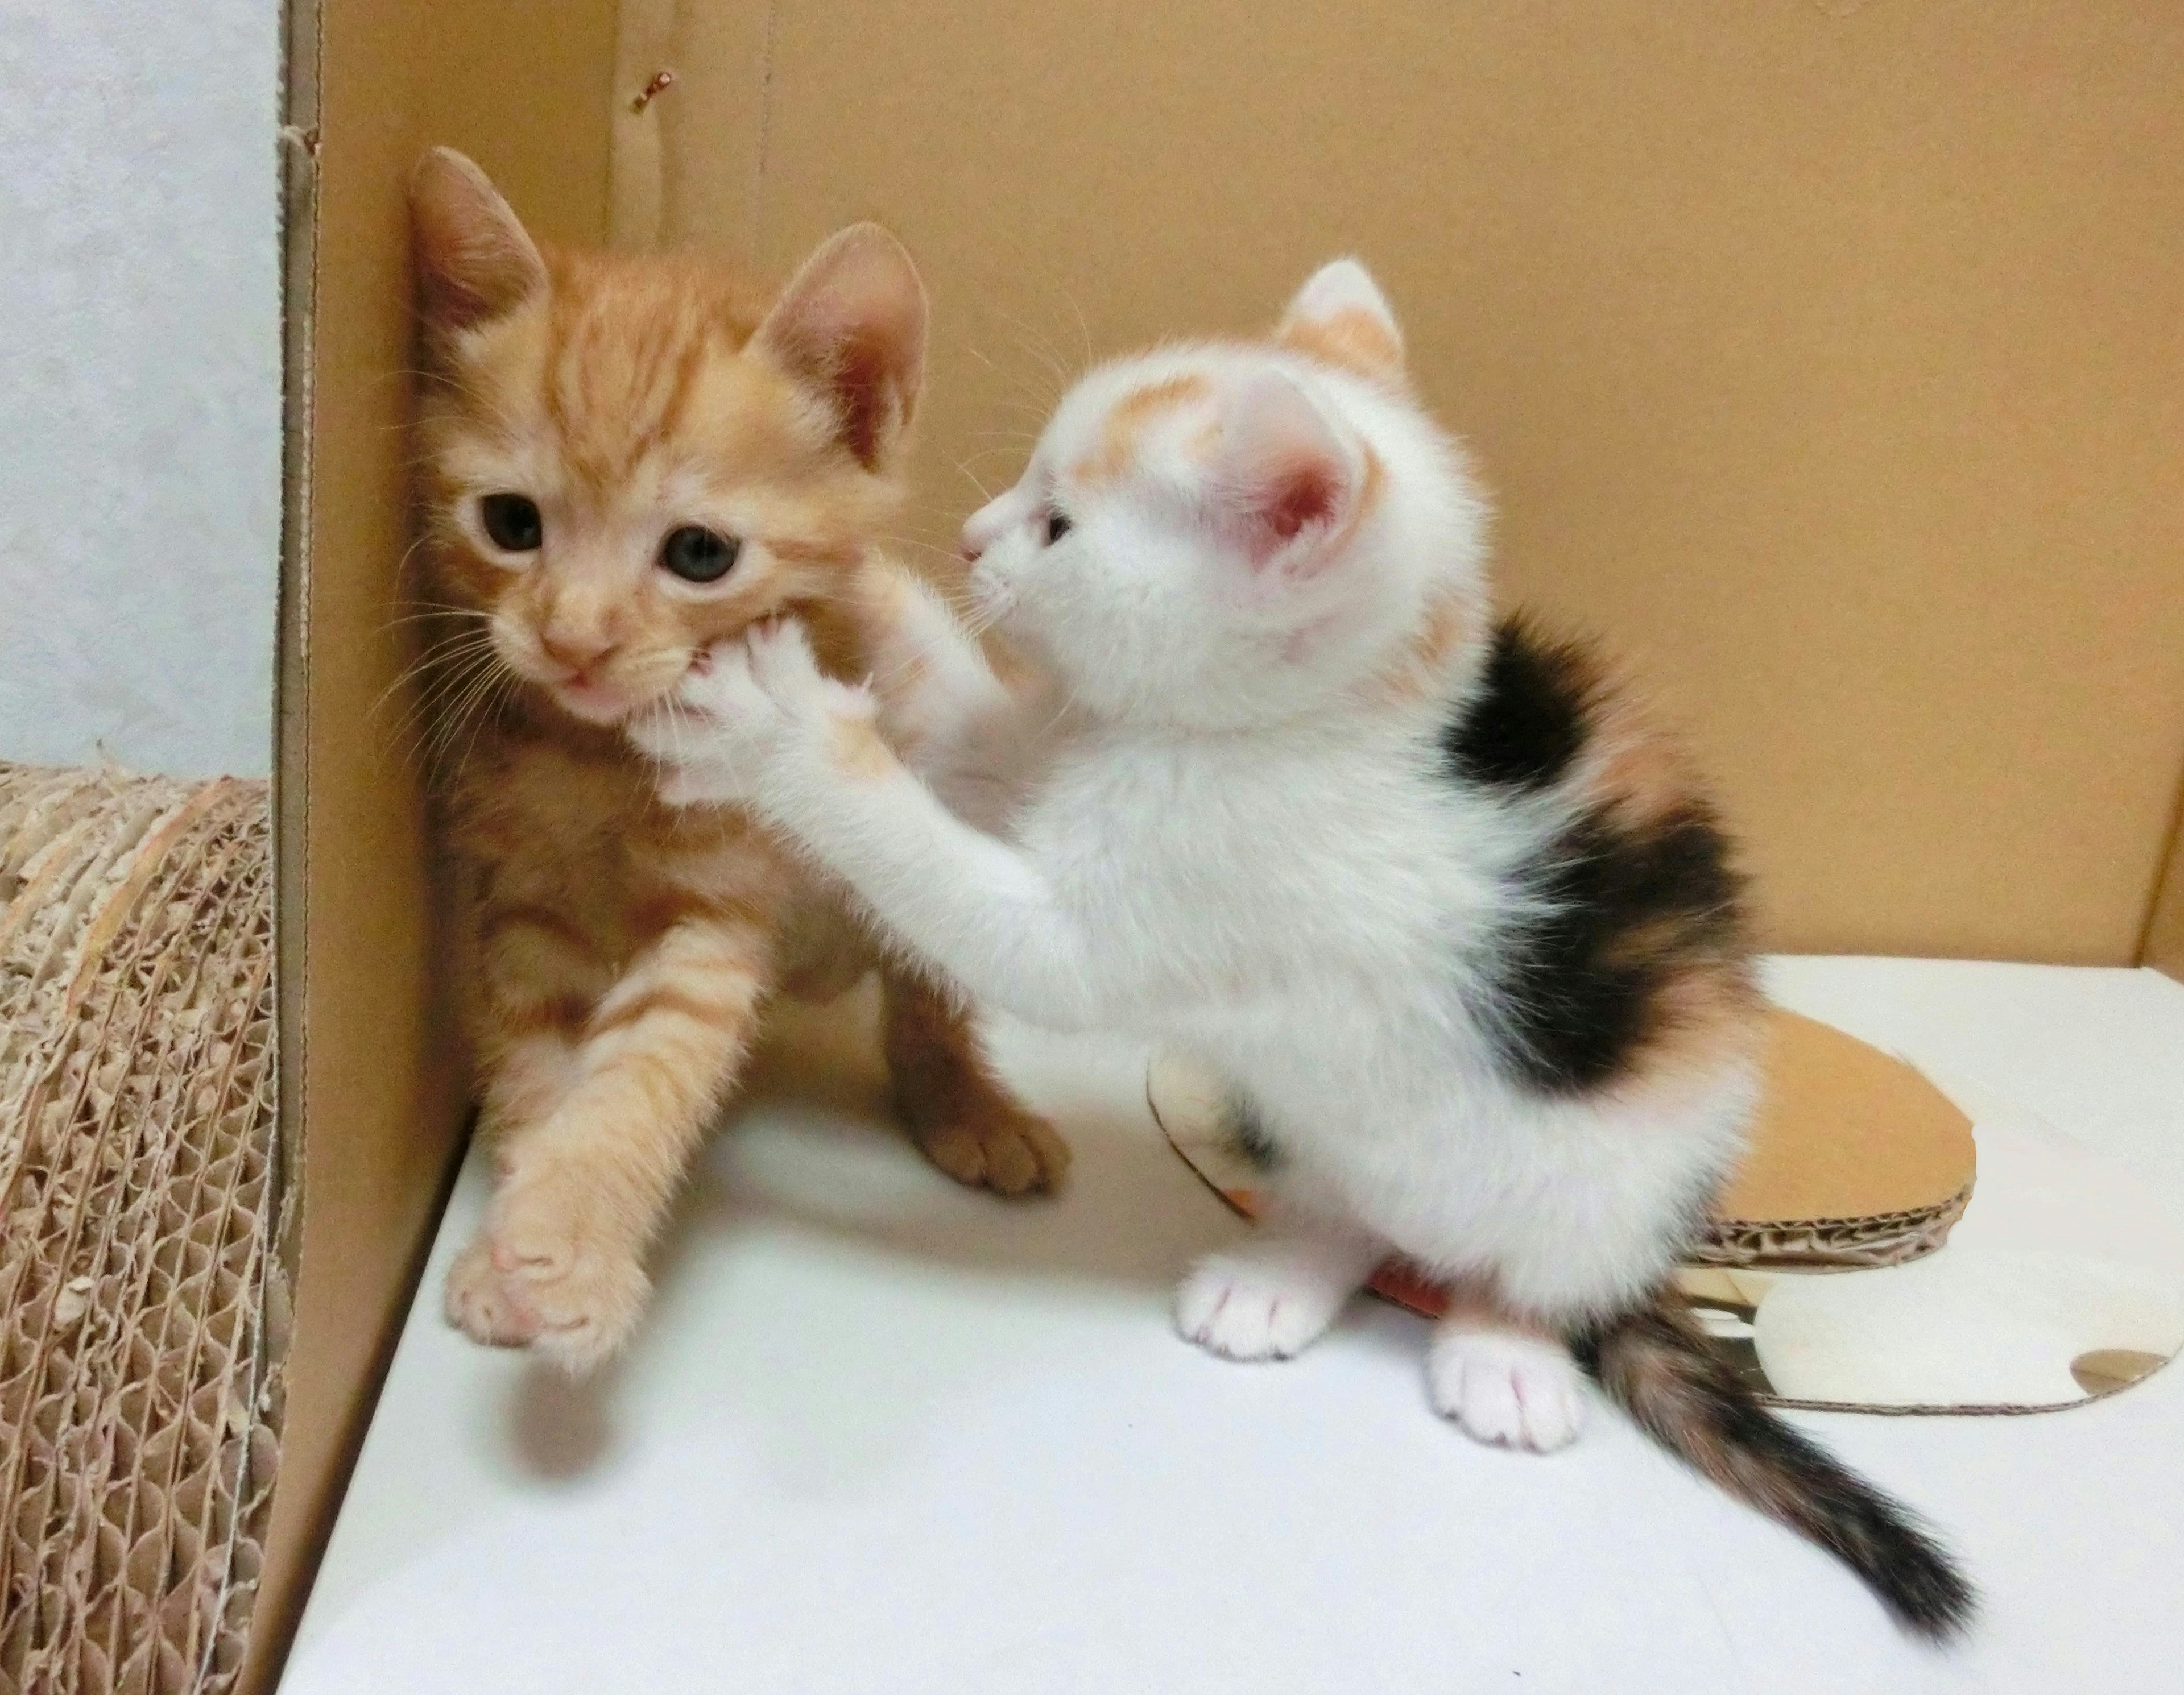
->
[410,147,547,331]
[754,223,929,472]
[1273,258,1405,384]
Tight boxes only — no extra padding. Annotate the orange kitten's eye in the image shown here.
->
[479,493,542,552]
[1043,511,1073,545]
[659,525,741,583]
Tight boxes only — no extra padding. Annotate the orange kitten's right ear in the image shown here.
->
[410,147,547,331]
[753,223,929,473]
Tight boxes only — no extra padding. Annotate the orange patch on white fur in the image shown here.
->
[1276,307,1404,382]
[1073,373,1210,486]
[1575,689,1694,833]
[827,707,895,780]
[1618,956,1766,1103]
[1367,579,1473,707]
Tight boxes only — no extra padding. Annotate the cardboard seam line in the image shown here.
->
[607,0,677,250]
[748,0,781,260]
[2133,748,2184,976]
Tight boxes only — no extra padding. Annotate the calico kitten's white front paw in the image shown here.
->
[627,636,788,806]
[1174,1250,1354,1361]
[1428,1326,1589,1453]
[746,619,881,732]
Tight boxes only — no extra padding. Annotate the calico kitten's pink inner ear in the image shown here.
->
[410,147,547,331]
[1273,258,1405,383]
[754,223,929,471]
[1207,370,1363,571]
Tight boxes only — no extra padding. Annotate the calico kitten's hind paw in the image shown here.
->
[1175,1250,1356,1361]
[1428,1327,1589,1453]
[910,1104,1072,1196]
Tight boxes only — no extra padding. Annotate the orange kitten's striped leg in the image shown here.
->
[880,963,1069,1196]
[446,915,775,1371]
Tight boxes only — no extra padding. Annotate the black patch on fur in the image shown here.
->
[1440,617,1596,791]
[1483,800,1743,1095]
[1226,1093,1282,1170]
[1574,1298,1976,1642]
[1436,614,1747,1094]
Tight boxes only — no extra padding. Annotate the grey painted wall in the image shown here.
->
[0,0,282,778]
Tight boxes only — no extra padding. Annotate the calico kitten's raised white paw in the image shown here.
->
[1174,1250,1354,1361]
[1428,1327,1589,1452]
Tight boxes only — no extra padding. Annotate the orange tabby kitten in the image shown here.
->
[407,148,1066,1371]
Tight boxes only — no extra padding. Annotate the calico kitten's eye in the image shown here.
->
[659,525,741,583]
[1043,511,1073,545]
[479,493,543,552]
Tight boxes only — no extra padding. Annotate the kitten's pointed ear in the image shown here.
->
[410,147,547,331]
[754,223,929,471]
[1273,258,1405,384]
[1206,369,1368,573]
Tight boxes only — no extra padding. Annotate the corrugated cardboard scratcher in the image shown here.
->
[1151,1009,2184,1413]
[1,763,285,1694]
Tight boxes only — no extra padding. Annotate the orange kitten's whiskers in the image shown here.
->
[378,635,499,759]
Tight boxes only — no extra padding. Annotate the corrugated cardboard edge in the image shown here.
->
[0,766,282,1694]
[245,4,621,1690]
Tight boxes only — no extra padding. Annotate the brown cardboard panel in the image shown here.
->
[638,0,2184,963]
[1715,1011,1974,1228]
[255,2,617,1689]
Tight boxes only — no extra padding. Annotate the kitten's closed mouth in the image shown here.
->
[552,677,636,724]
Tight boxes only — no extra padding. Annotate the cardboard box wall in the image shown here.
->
[262,0,2184,1685]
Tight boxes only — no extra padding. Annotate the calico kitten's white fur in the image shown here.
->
[631,261,1972,1639]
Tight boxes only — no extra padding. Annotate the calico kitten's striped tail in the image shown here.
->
[1571,1298,1975,1643]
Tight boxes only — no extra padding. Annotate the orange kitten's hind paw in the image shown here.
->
[442,1194,651,1374]
[910,1105,1072,1197]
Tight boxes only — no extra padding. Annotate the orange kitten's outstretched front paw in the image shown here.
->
[444,1238,537,1348]
[909,1103,1071,1196]
[442,1185,651,1373]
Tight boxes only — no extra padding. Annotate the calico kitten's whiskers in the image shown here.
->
[965,341,1065,416]
[954,459,998,502]
[996,308,1080,400]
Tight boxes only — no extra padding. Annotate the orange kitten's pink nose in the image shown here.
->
[958,533,983,563]
[540,631,617,672]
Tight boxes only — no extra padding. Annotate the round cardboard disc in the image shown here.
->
[1148,1014,2183,1413]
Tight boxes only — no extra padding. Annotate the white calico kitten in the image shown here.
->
[632,262,1972,1639]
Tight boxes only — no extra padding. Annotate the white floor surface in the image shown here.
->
[284,958,2184,1694]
